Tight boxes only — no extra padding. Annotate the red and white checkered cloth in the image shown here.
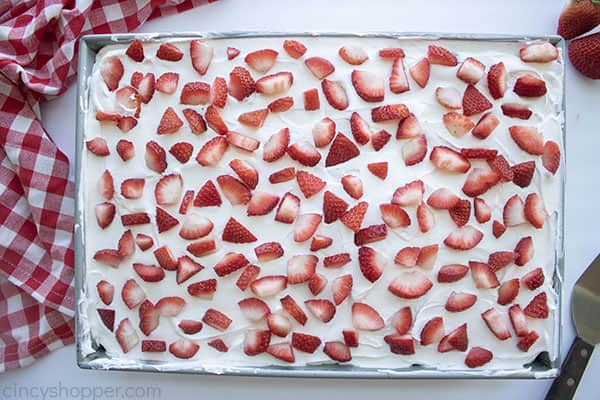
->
[0,0,217,373]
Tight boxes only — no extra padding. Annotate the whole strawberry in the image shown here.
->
[569,32,600,79]
[557,0,600,40]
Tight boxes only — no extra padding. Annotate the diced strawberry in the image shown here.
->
[283,39,307,59]
[275,192,301,223]
[115,318,138,353]
[384,334,415,355]
[229,66,256,101]
[293,213,322,242]
[263,127,290,162]
[130,72,143,89]
[444,225,483,250]
[202,308,232,331]
[449,199,471,227]
[320,191,348,224]
[427,188,459,210]
[178,319,203,334]
[227,159,258,190]
[237,108,269,130]
[210,76,228,108]
[310,235,333,251]
[117,230,134,258]
[120,178,144,200]
[509,304,530,337]
[325,132,360,167]
[420,316,444,346]
[303,88,320,110]
[251,275,287,297]
[380,203,410,228]
[121,279,145,309]
[156,206,179,233]
[488,155,514,183]
[522,267,544,291]
[445,291,477,312]
[187,278,217,299]
[309,118,336,149]
[472,112,500,139]
[217,175,251,205]
[115,87,140,117]
[427,44,457,66]
[392,179,424,206]
[509,126,544,155]
[176,256,203,284]
[465,347,493,368]
[501,102,532,120]
[438,323,468,352]
[388,270,433,299]
[179,81,210,105]
[239,298,271,322]
[343,330,359,348]
[520,41,559,63]
[437,264,469,283]
[498,278,520,305]
[222,217,257,243]
[138,302,158,339]
[517,330,539,352]
[339,176,363,201]
[116,139,134,162]
[542,140,561,175]
[254,242,284,262]
[95,202,115,229]
[205,105,228,135]
[358,246,387,282]
[524,193,548,229]
[417,202,435,233]
[503,194,526,227]
[137,73,155,104]
[351,70,384,102]
[469,261,500,289]
[460,148,498,160]
[493,220,507,238]
[487,61,507,99]
[169,338,200,359]
[207,338,229,352]
[179,213,213,240]
[354,224,387,246]
[86,137,109,157]
[305,299,336,323]
[155,72,179,94]
[372,129,391,151]
[227,46,240,60]
[281,295,308,325]
[435,87,462,110]
[417,244,439,269]
[338,201,368,233]
[409,58,431,88]
[256,72,294,96]
[97,309,115,331]
[292,332,321,353]
[268,96,294,112]
[524,292,549,319]
[267,314,292,337]
[268,167,295,184]
[120,212,150,226]
[514,74,547,97]
[308,273,328,296]
[462,166,501,197]
[287,254,318,283]
[430,146,471,173]
[236,264,261,291]
[213,252,250,277]
[371,103,410,122]
[473,197,491,223]
[390,307,412,335]
[352,302,384,331]
[267,342,295,362]
[339,45,368,65]
[100,56,123,91]
[156,43,183,61]
[190,40,213,75]
[144,140,167,173]
[97,280,114,305]
[304,57,335,79]
[288,141,322,166]
[245,49,278,73]
[247,192,280,217]
[193,180,221,207]
[457,57,485,84]
[379,47,406,59]
[322,79,349,110]
[169,142,193,164]
[324,254,352,269]
[126,39,144,62]
[367,161,388,180]
[514,236,534,266]
[93,249,122,267]
[156,296,186,317]
[488,251,517,272]
[482,308,512,340]
[186,237,216,258]
[332,274,353,305]
[153,245,177,270]
[389,57,410,93]
[443,112,474,137]
[153,173,182,206]
[157,107,183,134]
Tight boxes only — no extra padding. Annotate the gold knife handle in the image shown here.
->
[546,336,594,400]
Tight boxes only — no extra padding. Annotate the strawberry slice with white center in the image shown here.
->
[145,141,167,173]
[288,141,321,167]
[255,72,293,96]
[210,76,228,108]
[481,308,512,340]
[304,57,335,79]
[352,302,384,331]
[155,296,186,317]
[323,341,352,362]
[332,274,353,305]
[217,175,251,205]
[487,61,507,99]
[472,112,500,139]
[267,342,295,363]
[325,132,360,167]
[222,217,257,243]
[339,45,368,65]
[445,291,477,312]
[239,298,271,322]
[157,107,183,134]
[519,41,558,63]
[202,308,232,331]
[350,112,372,145]
[186,237,216,258]
[187,279,217,299]
[524,193,548,228]
[443,112,475,137]
[312,117,335,148]
[514,236,534,266]
[100,56,123,91]
[388,270,433,299]
[305,299,336,323]
[227,159,258,190]
[509,126,544,155]
[542,140,561,175]
[394,246,420,267]
[275,192,300,224]
[287,254,318,284]
[417,203,435,233]
[93,249,122,267]
[154,173,182,205]
[156,72,179,94]
[341,175,363,199]
[461,165,500,197]
[427,188,460,209]
[293,213,322,242]
[267,314,292,337]
[116,139,134,161]
[509,304,529,337]
[310,235,333,251]
[430,146,471,173]
[251,276,287,297]
[116,318,138,353]
[280,295,308,325]
[190,40,213,75]
[390,57,410,93]
[503,194,526,226]
[247,191,280,216]
[236,265,260,291]
[435,87,462,109]
[254,242,284,262]
[86,137,109,157]
[97,280,114,305]
[417,244,439,269]
[358,246,387,283]
[179,213,213,240]
[283,39,307,59]
[245,49,278,73]
[95,202,115,229]
[115,86,140,116]
[176,256,204,284]
[493,220,506,238]
[169,339,200,359]
[97,309,115,331]
[137,72,155,104]
[263,127,290,162]
[379,203,410,228]
[409,58,430,88]
[133,263,164,282]
[351,70,384,102]
[437,264,469,283]
[321,79,349,110]
[392,179,424,206]
[457,57,485,84]
[438,323,468,352]
[402,134,428,166]
[427,44,458,66]
[156,206,179,234]
[229,66,256,101]
[444,225,483,250]
[420,317,444,346]
[226,130,260,152]
[121,279,146,309]
[474,197,491,223]
[497,278,519,305]
[469,261,500,289]
[309,273,328,296]
[384,334,415,355]
[153,245,177,270]
[244,329,272,356]
[391,306,413,335]
[120,178,144,199]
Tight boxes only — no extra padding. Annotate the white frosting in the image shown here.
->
[83,36,564,371]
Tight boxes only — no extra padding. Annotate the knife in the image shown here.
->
[546,253,600,400]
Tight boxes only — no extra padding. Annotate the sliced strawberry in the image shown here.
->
[343,330,359,348]
[310,118,336,149]
[310,235,333,251]
[481,308,512,341]
[229,66,256,101]
[280,295,308,325]
[293,213,322,242]
[207,339,229,352]
[305,299,336,323]
[514,236,534,266]
[488,251,517,272]
[178,319,203,334]
[460,148,498,160]
[227,159,258,190]
[154,173,182,206]
[303,88,320,110]
[247,192,280,216]
[427,44,457,66]
[95,202,115,229]
[488,155,514,182]
[190,40,213,75]
[304,56,335,79]
[86,137,109,157]
[169,142,193,164]
[120,212,150,226]
[469,261,500,289]
[254,242,284,262]
[157,107,183,134]
[205,105,228,135]
[287,254,318,283]
[130,72,143,89]
[402,134,428,166]
[358,246,386,283]
[97,280,114,305]
[379,47,406,58]
[437,264,469,283]
[288,141,321,166]
[509,304,530,337]
[251,275,287,297]
[524,193,548,229]
[509,126,544,155]
[389,57,410,93]
[239,298,271,322]
[120,178,144,199]
[179,213,213,240]
[269,167,296,184]
[472,112,500,139]
[155,72,179,95]
[338,201,368,233]
[542,140,561,175]
[426,188,459,210]
[417,202,435,233]
[202,308,232,331]
[267,342,295,362]
[417,244,439,269]
[210,76,228,108]
[487,61,507,99]
[379,203,410,228]
[138,302,158,339]
[156,43,183,61]
[390,307,412,335]
[332,274,353,305]
[371,103,410,122]
[445,291,477,312]
[430,146,471,173]
[322,79,349,110]
[255,72,293,96]
[517,330,540,352]
[100,56,123,91]
[193,179,221,207]
[116,230,134,258]
[498,278,520,305]
[321,191,348,224]
[267,314,292,337]
[176,256,203,284]
[137,73,155,104]
[93,249,122,267]
[245,49,278,73]
[283,39,307,58]
[503,194,526,226]
[97,309,115,331]
[384,334,415,355]
[156,296,186,317]
[153,245,177,270]
[339,176,362,201]
[520,41,559,63]
[216,175,251,205]
[186,237,216,258]
[493,220,507,238]
[236,264,260,291]
[156,206,179,233]
[368,161,388,180]
[222,217,257,243]
[169,338,200,359]
[465,347,493,368]
[295,171,325,199]
[324,132,360,167]
[261,127,290,163]
[501,102,532,120]
[522,267,544,291]
[462,166,501,197]
[180,81,210,105]
[435,87,462,110]
[116,139,134,162]
[449,199,471,227]
[351,70,384,102]
[392,179,424,206]
[457,57,485,84]
[116,318,138,353]
[188,279,217,299]
[444,225,484,250]
[126,39,144,62]
[227,46,240,60]
[324,253,352,268]
[438,323,468,352]
[420,316,444,346]
[339,45,368,65]
[309,273,328,296]
[121,279,145,309]
[443,112,474,137]
[214,252,250,277]
[292,332,321,353]
[372,129,391,151]
[524,292,549,319]
[354,224,387,246]
[268,96,294,112]
[514,74,547,97]
[115,87,140,116]
[352,302,384,331]
[275,192,300,223]
[145,140,167,173]
[409,58,431,88]
[473,197,491,223]
[388,270,433,299]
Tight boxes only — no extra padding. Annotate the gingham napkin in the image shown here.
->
[0,0,216,373]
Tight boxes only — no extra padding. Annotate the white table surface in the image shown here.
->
[3,0,599,399]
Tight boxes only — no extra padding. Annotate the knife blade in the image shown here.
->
[546,253,600,400]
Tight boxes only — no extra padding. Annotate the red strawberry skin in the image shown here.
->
[569,32,600,79]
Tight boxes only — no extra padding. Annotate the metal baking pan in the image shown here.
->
[74,32,566,379]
